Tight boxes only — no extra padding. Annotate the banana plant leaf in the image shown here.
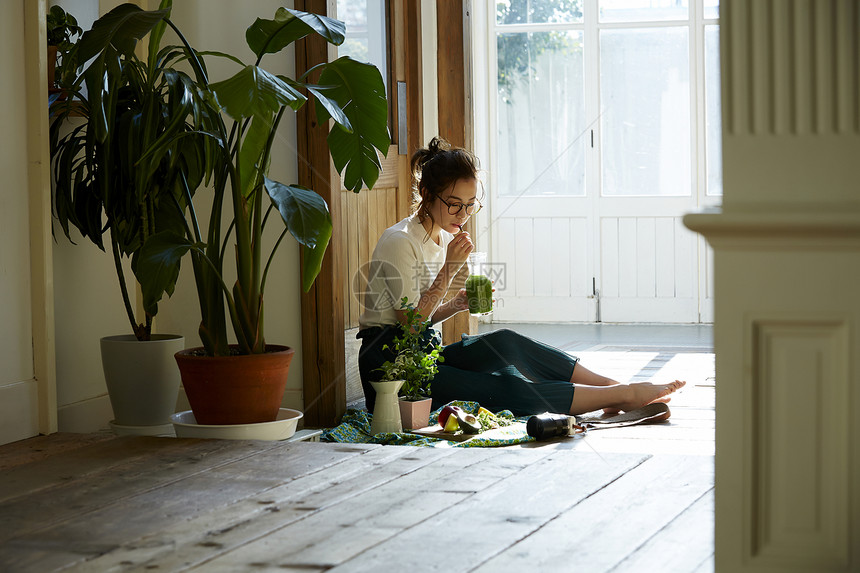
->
[246,7,345,58]
[136,231,200,313]
[264,178,333,292]
[210,65,306,121]
[77,3,169,62]
[314,57,389,192]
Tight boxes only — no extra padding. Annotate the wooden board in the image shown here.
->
[408,423,475,442]
[409,421,531,443]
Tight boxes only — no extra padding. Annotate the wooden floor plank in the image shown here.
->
[0,436,229,503]
[187,448,561,572]
[0,432,115,472]
[0,438,291,540]
[0,442,377,572]
[609,488,714,573]
[69,444,441,573]
[469,455,714,572]
[319,452,650,573]
[692,554,716,573]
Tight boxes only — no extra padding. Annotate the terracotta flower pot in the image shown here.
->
[175,345,295,425]
[399,397,433,430]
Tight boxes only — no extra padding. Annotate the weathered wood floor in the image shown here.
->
[0,345,714,572]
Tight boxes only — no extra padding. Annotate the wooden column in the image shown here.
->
[685,1,860,570]
[436,0,477,345]
[404,0,424,160]
[295,0,345,428]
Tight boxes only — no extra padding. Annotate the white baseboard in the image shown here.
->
[0,380,40,446]
[57,394,114,433]
[56,387,304,435]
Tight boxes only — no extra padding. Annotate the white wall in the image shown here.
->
[0,0,39,444]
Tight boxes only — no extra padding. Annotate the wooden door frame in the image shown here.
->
[437,0,478,344]
[294,0,344,428]
[29,0,58,435]
[295,0,427,426]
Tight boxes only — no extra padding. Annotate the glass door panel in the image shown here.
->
[705,24,722,196]
[600,26,691,196]
[599,0,689,22]
[497,30,587,197]
[496,0,584,25]
[337,0,388,89]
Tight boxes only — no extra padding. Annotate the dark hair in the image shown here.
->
[410,137,480,229]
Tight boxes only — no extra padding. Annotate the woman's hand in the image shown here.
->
[450,288,470,313]
[446,230,473,271]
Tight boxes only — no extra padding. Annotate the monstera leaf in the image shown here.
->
[314,57,390,192]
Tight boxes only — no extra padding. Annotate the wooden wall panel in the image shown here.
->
[532,219,553,297]
[599,216,698,322]
[674,217,695,299]
[636,218,657,298]
[498,218,517,297]
[490,216,593,322]
[749,318,850,569]
[571,218,589,297]
[601,218,620,298]
[655,218,676,297]
[340,185,403,330]
[550,218,571,298]
[514,218,534,297]
[618,218,638,298]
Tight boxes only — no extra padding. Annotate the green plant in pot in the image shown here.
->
[48,1,214,430]
[76,4,390,425]
[376,299,444,431]
[46,5,82,94]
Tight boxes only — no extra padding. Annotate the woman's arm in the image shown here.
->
[395,261,459,327]
[395,231,473,328]
[429,289,469,324]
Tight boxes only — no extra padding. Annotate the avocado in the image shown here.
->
[456,410,482,434]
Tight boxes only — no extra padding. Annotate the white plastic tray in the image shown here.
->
[170,408,303,441]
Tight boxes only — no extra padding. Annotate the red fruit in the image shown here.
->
[437,405,462,427]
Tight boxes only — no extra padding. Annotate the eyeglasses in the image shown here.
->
[438,196,483,216]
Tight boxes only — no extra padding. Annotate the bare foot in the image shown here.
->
[619,380,686,412]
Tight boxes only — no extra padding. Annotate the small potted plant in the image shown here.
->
[46,5,82,94]
[376,299,444,431]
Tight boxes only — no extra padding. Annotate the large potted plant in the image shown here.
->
[376,300,443,431]
[49,0,211,432]
[78,4,390,425]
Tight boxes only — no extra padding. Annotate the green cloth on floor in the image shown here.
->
[321,401,535,447]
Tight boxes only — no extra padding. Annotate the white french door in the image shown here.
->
[471,0,721,324]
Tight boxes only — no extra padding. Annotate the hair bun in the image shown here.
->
[427,136,451,156]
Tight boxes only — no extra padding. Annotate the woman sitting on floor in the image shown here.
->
[356,137,685,417]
